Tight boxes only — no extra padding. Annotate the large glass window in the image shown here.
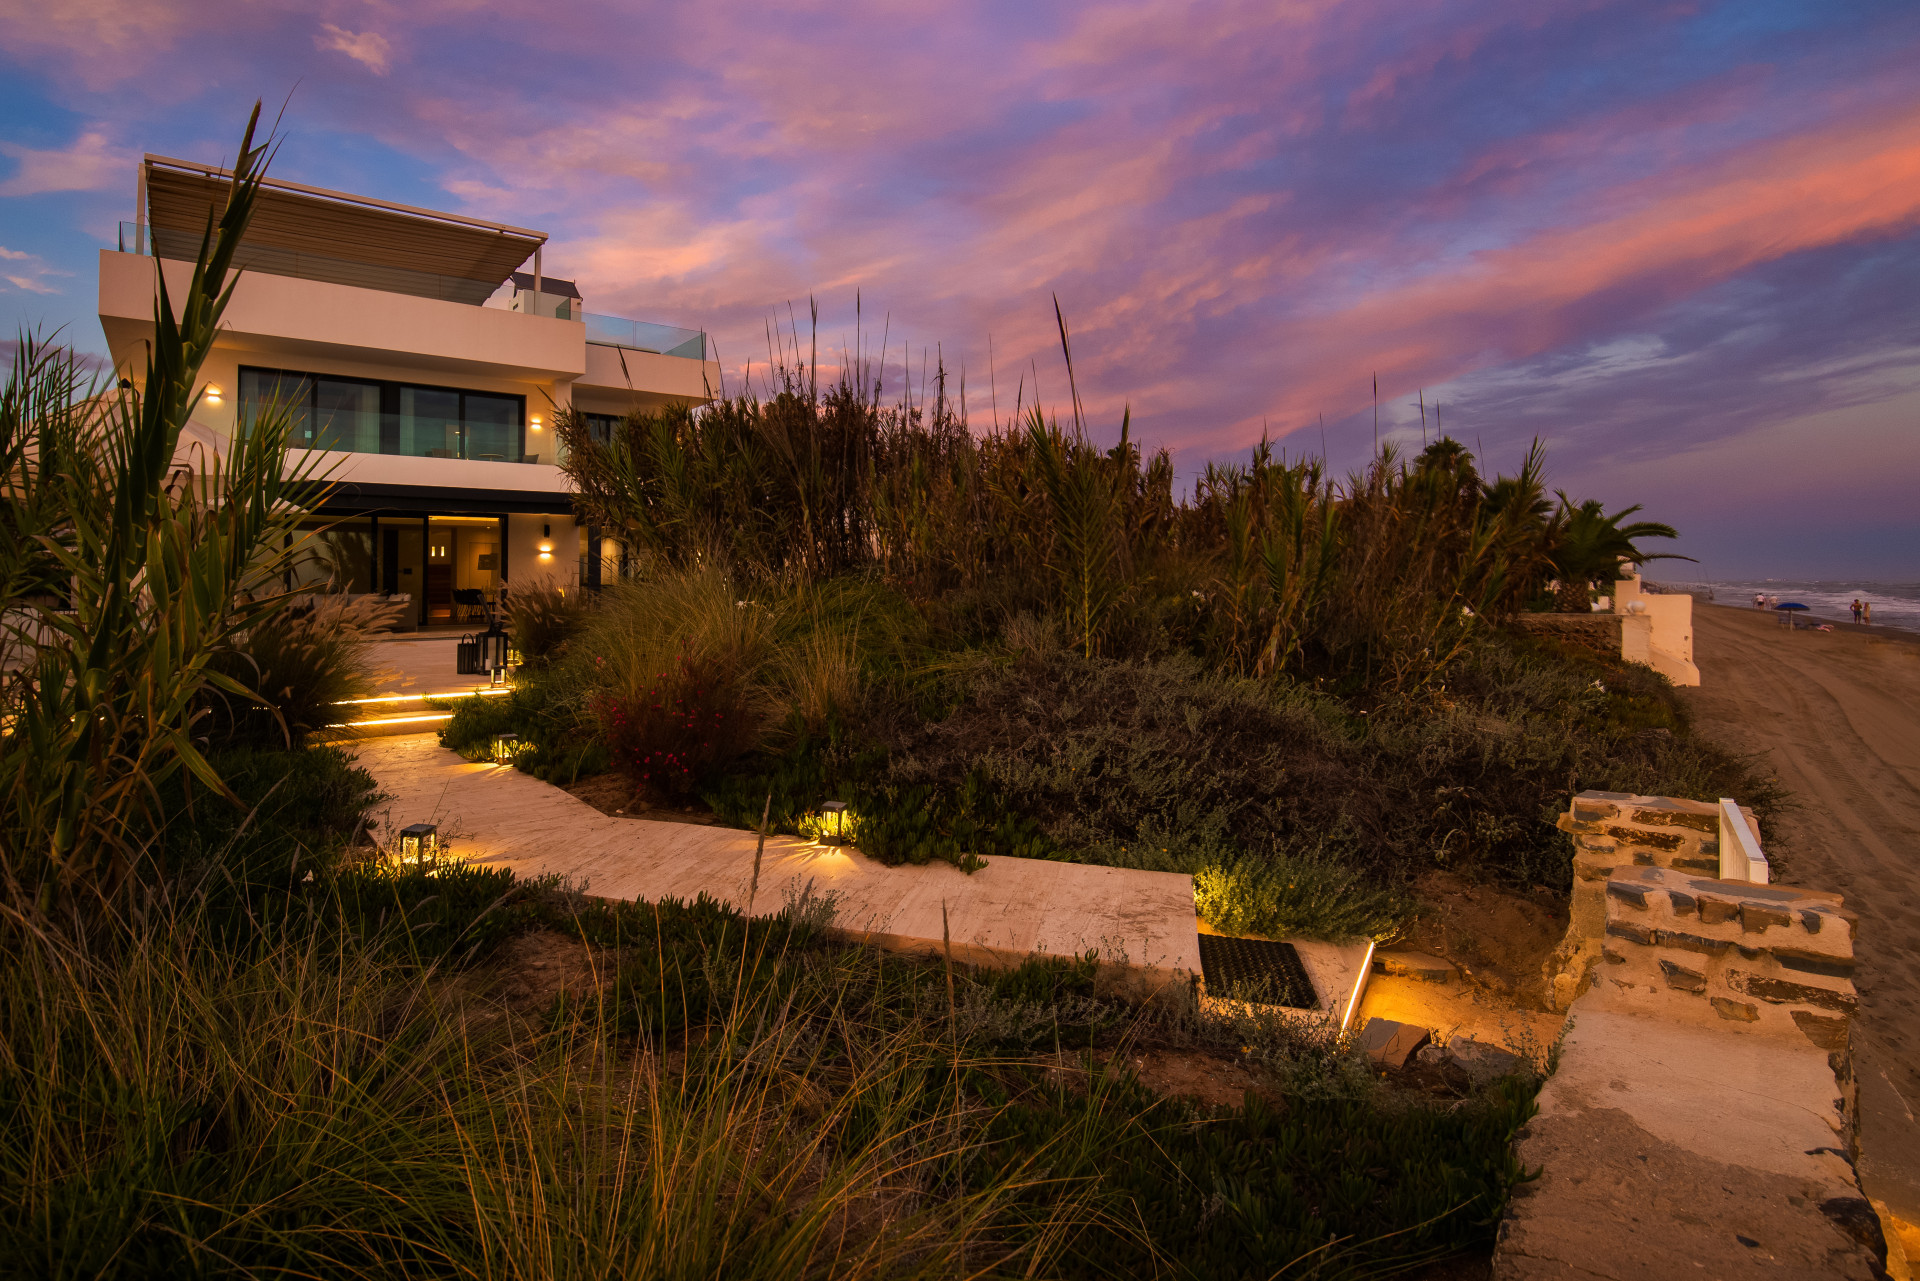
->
[238,369,313,441]
[314,378,380,453]
[288,517,375,593]
[583,412,620,444]
[401,386,462,458]
[464,393,520,461]
[239,365,525,462]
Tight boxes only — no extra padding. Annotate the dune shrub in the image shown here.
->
[328,858,524,963]
[163,746,380,908]
[886,649,1369,869]
[1194,852,1415,941]
[594,649,757,798]
[437,670,609,782]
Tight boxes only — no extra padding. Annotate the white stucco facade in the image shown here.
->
[99,162,716,621]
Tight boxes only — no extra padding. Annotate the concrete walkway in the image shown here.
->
[355,733,1207,999]
[366,634,486,697]
[1495,989,1881,1279]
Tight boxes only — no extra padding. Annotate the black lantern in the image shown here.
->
[481,625,513,686]
[398,822,439,862]
[819,801,849,846]
[490,732,520,764]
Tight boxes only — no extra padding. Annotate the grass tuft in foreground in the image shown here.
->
[0,869,1539,1279]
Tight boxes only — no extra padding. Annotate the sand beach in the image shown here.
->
[1684,602,1920,1234]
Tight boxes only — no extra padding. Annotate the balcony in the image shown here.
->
[99,250,587,384]
[584,312,707,360]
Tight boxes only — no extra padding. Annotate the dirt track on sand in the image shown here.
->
[1684,603,1920,1232]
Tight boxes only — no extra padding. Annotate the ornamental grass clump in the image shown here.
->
[503,581,590,667]
[200,592,399,749]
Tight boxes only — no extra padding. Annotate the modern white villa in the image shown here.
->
[98,153,720,628]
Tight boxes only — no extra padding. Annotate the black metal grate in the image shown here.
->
[1197,934,1318,1009]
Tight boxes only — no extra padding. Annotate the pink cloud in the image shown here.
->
[0,128,128,197]
[1233,100,1920,434]
[314,24,392,75]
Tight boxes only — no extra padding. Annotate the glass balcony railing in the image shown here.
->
[118,221,150,254]
[251,411,544,464]
[584,313,707,360]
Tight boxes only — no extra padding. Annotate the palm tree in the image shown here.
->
[1549,494,1691,612]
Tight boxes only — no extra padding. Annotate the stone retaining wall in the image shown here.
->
[1545,789,1760,1010]
[1512,612,1624,658]
[1599,864,1858,1051]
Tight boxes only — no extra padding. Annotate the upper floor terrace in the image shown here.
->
[100,156,720,442]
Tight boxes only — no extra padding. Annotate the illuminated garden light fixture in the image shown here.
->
[480,625,512,687]
[398,822,439,863]
[490,732,520,764]
[819,800,849,846]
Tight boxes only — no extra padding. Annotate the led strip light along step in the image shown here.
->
[338,689,510,706]
[326,690,501,732]
[335,712,456,729]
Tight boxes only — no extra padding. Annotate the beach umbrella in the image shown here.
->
[1774,601,1810,629]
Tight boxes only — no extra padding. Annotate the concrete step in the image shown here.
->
[1370,950,1459,983]
[323,688,508,739]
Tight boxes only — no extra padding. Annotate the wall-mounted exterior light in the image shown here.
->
[530,415,543,431]
[204,384,223,404]
[819,800,849,846]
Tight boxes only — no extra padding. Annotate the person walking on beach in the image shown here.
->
[1863,601,1872,626]
[1852,598,1863,623]
[1755,593,1767,609]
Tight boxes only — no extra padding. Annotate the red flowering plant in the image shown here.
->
[592,648,754,799]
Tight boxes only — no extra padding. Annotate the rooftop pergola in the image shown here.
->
[139,155,548,306]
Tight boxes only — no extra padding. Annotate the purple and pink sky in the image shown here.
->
[2,0,1916,578]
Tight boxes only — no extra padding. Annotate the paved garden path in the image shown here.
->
[354,733,1205,997]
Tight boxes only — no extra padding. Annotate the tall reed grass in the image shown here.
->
[0,106,326,912]
[558,364,1574,691]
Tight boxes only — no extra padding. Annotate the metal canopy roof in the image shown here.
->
[142,155,546,306]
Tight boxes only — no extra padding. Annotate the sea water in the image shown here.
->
[1653,580,1920,635]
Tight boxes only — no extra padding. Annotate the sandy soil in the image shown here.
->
[1402,871,1568,1011]
[560,771,722,825]
[1684,603,1920,1232]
